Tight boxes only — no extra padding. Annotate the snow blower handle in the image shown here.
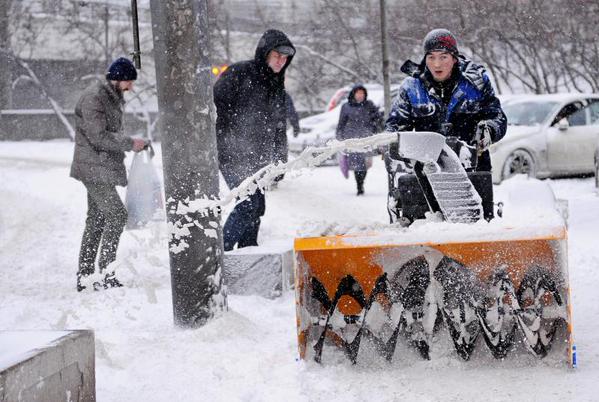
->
[142,140,155,158]
[472,121,491,171]
[475,121,493,155]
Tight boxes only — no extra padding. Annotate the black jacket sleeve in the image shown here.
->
[273,96,289,164]
[385,81,414,133]
[478,74,507,143]
[286,92,300,135]
[384,81,415,160]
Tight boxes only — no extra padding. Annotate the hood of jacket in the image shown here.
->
[254,29,295,84]
[400,55,488,91]
[347,83,368,105]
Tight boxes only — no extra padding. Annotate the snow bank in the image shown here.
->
[0,331,69,371]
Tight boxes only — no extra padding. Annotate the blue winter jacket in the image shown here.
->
[385,56,507,171]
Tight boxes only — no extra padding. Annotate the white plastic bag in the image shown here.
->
[125,147,163,229]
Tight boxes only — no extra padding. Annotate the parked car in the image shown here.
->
[288,84,399,164]
[490,93,599,183]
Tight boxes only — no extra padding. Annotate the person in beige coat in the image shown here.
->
[71,57,146,291]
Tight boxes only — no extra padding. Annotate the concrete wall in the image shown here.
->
[224,245,294,298]
[0,330,95,402]
[0,110,157,141]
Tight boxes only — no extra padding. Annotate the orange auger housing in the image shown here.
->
[294,225,574,366]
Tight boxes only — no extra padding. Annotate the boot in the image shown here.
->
[76,274,87,292]
[103,272,123,289]
[77,273,103,292]
[355,171,366,195]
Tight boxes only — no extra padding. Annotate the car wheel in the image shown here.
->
[502,149,535,181]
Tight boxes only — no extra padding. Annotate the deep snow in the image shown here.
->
[1,140,598,401]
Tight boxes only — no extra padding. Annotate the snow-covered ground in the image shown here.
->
[1,140,598,401]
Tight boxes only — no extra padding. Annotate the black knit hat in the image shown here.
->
[423,29,459,57]
[106,57,137,81]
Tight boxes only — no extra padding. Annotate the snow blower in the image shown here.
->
[295,131,573,366]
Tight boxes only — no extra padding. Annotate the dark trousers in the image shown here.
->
[78,183,128,277]
[223,190,265,251]
[355,170,367,192]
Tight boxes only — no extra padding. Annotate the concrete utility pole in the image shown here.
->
[150,0,226,327]
[379,0,391,118]
[0,0,12,109]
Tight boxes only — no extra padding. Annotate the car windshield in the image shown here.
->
[504,101,560,126]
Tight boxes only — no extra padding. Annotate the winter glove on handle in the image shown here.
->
[476,121,493,155]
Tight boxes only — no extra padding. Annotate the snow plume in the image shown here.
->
[182,132,398,216]
[168,132,397,251]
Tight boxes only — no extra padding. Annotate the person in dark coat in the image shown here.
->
[336,84,382,195]
[213,29,295,250]
[384,29,507,221]
[71,57,146,291]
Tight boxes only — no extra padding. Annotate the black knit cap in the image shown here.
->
[423,29,459,57]
[106,57,137,81]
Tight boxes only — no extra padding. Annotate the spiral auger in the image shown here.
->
[432,257,484,361]
[385,256,432,360]
[477,267,520,359]
[303,262,568,364]
[515,265,566,358]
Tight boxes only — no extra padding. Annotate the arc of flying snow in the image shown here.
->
[179,131,399,216]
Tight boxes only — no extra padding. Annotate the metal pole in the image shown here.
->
[104,4,110,67]
[225,9,231,64]
[130,0,142,69]
[150,0,227,327]
[379,0,391,118]
[0,0,12,109]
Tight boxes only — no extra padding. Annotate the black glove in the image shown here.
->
[143,140,155,158]
[476,121,493,153]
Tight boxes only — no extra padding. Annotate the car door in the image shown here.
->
[546,101,582,172]
[546,99,599,173]
[563,99,599,172]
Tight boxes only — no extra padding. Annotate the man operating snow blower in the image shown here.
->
[293,31,573,366]
[384,28,507,224]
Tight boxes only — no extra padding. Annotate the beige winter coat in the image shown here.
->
[70,81,133,186]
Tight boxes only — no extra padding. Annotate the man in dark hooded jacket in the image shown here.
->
[213,29,295,250]
[384,29,507,222]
